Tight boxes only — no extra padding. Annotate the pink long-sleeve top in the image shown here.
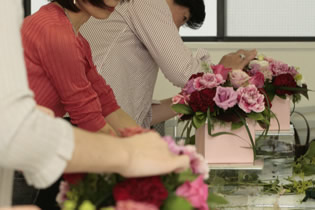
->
[21,3,119,132]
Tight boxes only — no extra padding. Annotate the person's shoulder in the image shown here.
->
[127,0,169,13]
[22,3,71,37]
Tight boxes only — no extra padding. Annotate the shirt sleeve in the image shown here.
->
[128,0,211,88]
[82,37,120,118]
[37,25,108,132]
[0,0,74,188]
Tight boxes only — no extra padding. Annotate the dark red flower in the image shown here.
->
[113,176,168,208]
[273,73,297,95]
[189,88,216,113]
[189,72,204,80]
[63,173,87,185]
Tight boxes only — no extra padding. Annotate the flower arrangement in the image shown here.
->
[246,54,309,107]
[57,128,227,210]
[172,63,272,158]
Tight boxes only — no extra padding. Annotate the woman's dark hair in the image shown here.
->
[50,0,127,13]
[174,0,205,29]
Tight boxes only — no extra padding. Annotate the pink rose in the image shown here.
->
[116,200,158,210]
[237,85,265,113]
[249,72,265,88]
[213,86,238,110]
[183,79,197,94]
[176,175,209,210]
[194,73,225,90]
[229,69,250,88]
[211,64,232,80]
[248,60,273,81]
[172,93,189,105]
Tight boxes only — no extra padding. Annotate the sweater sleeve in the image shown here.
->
[82,37,120,118]
[128,0,211,88]
[36,24,107,132]
[0,0,74,188]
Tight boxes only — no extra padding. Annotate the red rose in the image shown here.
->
[63,173,87,185]
[189,72,204,80]
[113,176,168,208]
[189,88,216,113]
[273,73,297,95]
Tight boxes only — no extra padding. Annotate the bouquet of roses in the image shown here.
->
[172,63,273,157]
[246,54,309,106]
[57,128,227,210]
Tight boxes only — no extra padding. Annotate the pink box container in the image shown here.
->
[255,95,291,131]
[195,120,255,164]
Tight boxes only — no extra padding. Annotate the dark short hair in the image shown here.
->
[174,0,205,29]
[50,0,127,13]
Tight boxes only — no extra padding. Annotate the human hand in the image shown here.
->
[118,132,190,177]
[0,206,40,210]
[99,123,117,136]
[36,105,55,117]
[219,49,257,69]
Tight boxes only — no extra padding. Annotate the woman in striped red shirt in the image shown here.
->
[19,0,138,209]
[22,0,137,135]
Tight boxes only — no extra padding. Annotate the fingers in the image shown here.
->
[172,154,190,173]
[235,49,257,69]
[240,49,257,67]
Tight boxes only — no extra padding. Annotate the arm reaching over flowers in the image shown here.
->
[65,128,190,177]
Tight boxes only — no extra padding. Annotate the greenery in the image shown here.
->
[293,141,315,176]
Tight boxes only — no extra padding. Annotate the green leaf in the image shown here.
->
[207,192,228,207]
[207,108,212,135]
[79,201,96,210]
[177,170,199,183]
[62,200,77,210]
[247,112,264,121]
[304,141,315,158]
[231,121,244,130]
[192,113,206,129]
[277,94,287,99]
[162,195,193,210]
[172,104,193,115]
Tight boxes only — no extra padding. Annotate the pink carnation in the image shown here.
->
[237,85,265,113]
[229,69,250,88]
[116,200,158,210]
[163,136,209,179]
[213,86,238,110]
[176,175,209,210]
[194,73,225,90]
[211,64,232,80]
[268,59,298,77]
[56,181,70,207]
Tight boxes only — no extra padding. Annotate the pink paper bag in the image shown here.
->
[255,95,291,131]
[195,120,255,164]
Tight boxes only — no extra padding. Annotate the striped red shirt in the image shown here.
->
[22,3,119,132]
